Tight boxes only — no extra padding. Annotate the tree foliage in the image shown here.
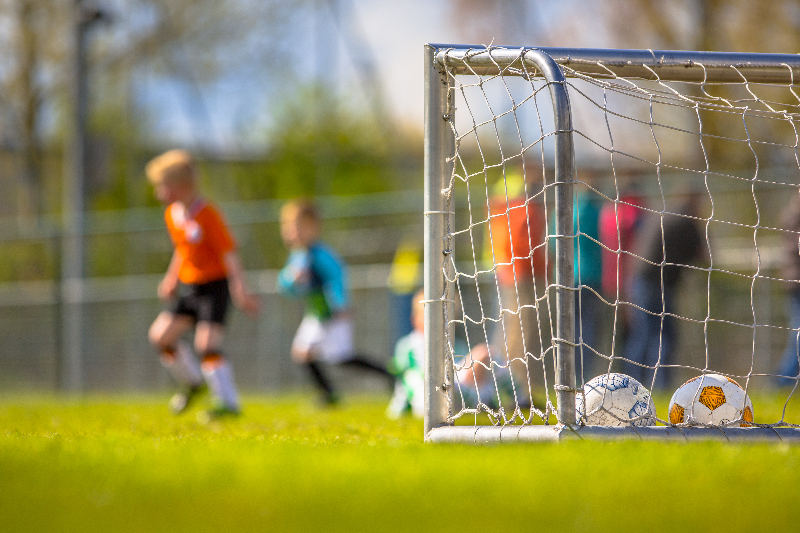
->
[449,0,800,169]
[602,0,800,169]
[0,0,303,218]
[262,84,396,199]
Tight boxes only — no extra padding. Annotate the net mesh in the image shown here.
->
[437,46,800,428]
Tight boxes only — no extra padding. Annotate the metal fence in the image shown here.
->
[0,267,395,394]
[0,190,424,395]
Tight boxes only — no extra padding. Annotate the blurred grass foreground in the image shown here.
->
[2,394,800,532]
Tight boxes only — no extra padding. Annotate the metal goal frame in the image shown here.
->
[423,44,800,444]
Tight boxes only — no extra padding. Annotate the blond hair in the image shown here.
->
[280,198,320,226]
[145,149,197,186]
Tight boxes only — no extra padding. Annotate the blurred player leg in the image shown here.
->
[319,315,393,390]
[148,312,205,414]
[159,340,203,386]
[339,355,394,392]
[200,353,240,416]
[305,361,339,406]
[292,315,340,405]
[195,321,240,419]
[163,341,205,414]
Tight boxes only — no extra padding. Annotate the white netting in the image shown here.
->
[436,46,800,428]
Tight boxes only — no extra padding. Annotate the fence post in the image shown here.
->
[60,0,94,393]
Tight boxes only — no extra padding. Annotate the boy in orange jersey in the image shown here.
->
[145,149,258,421]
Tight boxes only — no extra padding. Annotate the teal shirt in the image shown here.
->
[277,241,350,319]
[549,190,603,289]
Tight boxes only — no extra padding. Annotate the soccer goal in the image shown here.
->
[423,44,800,443]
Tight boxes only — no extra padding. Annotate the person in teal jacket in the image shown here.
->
[550,172,604,381]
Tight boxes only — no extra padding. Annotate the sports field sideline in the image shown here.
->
[1,393,800,532]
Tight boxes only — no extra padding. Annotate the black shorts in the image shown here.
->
[171,278,231,325]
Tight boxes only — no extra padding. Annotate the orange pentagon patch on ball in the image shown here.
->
[698,386,726,411]
[668,403,685,425]
[668,374,754,427]
[742,406,754,427]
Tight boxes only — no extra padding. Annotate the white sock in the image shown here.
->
[386,381,409,419]
[201,357,240,411]
[161,341,203,388]
[410,389,425,418]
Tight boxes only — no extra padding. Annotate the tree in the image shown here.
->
[0,0,69,218]
[264,83,397,199]
[448,0,800,170]
[0,0,304,219]
[605,0,800,54]
[603,0,800,169]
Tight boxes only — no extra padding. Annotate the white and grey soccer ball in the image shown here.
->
[576,373,656,427]
[668,374,754,427]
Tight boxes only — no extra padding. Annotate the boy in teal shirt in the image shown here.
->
[278,199,392,405]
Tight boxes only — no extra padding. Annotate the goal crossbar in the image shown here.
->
[431,44,800,83]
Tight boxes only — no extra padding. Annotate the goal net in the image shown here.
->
[423,45,800,443]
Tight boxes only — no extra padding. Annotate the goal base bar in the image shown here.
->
[426,425,800,444]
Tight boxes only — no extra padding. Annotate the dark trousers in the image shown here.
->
[777,289,800,387]
[623,276,676,390]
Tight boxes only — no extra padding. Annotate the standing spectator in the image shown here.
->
[598,183,645,354]
[551,171,604,381]
[573,174,604,373]
[776,195,800,387]
[599,183,645,301]
[485,168,546,407]
[623,191,707,390]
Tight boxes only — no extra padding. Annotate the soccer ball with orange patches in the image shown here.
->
[576,373,656,426]
[668,374,754,427]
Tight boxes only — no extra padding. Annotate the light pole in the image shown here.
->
[60,0,108,392]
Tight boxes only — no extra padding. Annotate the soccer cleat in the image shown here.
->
[200,356,241,416]
[196,404,241,424]
[321,392,341,408]
[169,384,205,415]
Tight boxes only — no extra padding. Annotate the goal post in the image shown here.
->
[423,43,455,436]
[423,44,800,443]
[424,44,577,434]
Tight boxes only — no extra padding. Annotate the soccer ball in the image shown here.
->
[576,373,656,426]
[668,374,754,427]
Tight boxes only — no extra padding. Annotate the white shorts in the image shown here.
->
[292,315,354,364]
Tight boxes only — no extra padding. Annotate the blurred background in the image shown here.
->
[3,0,800,395]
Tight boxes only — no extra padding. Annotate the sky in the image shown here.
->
[135,0,450,152]
[351,0,459,126]
[140,0,581,154]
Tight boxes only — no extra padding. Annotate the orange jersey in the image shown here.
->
[487,196,546,286]
[164,199,236,284]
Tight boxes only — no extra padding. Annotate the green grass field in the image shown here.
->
[2,393,800,532]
